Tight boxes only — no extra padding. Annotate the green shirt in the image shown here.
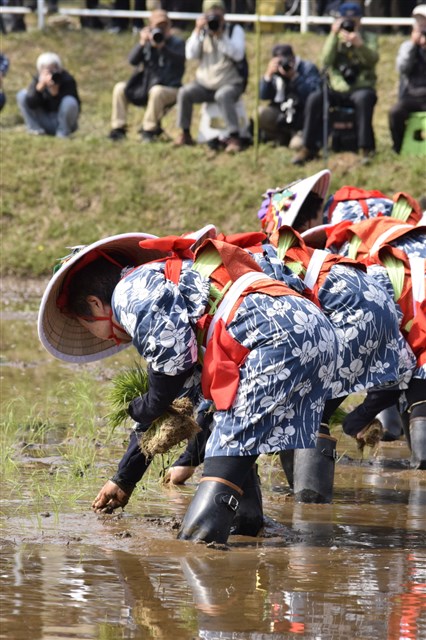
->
[321,30,379,93]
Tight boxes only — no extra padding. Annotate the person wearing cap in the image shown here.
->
[389,4,426,154]
[38,232,339,543]
[16,52,80,137]
[292,1,379,166]
[258,44,321,148]
[108,10,185,143]
[174,0,247,153]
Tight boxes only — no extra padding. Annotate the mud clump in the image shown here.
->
[138,398,201,458]
[357,419,384,452]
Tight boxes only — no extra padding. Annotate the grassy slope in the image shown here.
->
[1,22,424,277]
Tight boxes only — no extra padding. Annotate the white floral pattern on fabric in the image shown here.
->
[318,264,415,394]
[367,264,425,381]
[112,261,210,375]
[114,258,339,457]
[207,292,339,456]
[259,247,415,397]
[324,196,393,225]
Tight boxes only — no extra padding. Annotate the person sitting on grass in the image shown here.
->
[16,52,80,138]
[38,232,338,544]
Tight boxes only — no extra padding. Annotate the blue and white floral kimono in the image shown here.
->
[112,259,339,457]
[255,246,415,398]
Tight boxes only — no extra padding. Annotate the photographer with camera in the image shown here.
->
[108,10,185,143]
[174,0,247,153]
[292,2,378,166]
[259,44,320,148]
[16,52,80,138]
[389,4,426,154]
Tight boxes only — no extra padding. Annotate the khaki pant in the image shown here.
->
[111,82,179,132]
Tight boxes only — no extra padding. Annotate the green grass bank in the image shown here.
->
[1,24,424,277]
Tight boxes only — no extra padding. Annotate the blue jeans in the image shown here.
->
[16,89,79,137]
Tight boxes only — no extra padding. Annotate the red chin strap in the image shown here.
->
[78,308,125,346]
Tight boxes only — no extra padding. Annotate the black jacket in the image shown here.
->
[25,69,81,112]
[128,35,185,88]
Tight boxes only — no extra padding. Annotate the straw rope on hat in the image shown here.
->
[38,233,162,364]
[257,170,331,235]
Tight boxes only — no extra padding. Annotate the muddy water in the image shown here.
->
[1,280,426,640]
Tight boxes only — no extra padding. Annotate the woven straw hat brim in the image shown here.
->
[301,223,333,248]
[38,233,161,363]
[279,169,331,229]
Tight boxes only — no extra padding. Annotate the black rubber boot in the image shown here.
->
[279,450,294,490]
[230,465,263,536]
[401,411,411,450]
[410,416,426,470]
[378,406,403,441]
[293,433,337,504]
[177,477,242,544]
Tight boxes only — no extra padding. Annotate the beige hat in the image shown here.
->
[412,4,426,19]
[38,233,161,364]
[202,0,225,13]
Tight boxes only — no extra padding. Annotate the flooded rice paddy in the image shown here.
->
[1,278,425,640]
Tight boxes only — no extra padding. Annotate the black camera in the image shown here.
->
[206,13,220,32]
[340,18,356,32]
[51,71,62,84]
[278,55,294,73]
[338,63,359,85]
[151,27,164,44]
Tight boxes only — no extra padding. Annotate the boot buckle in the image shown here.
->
[223,495,239,512]
[320,447,338,461]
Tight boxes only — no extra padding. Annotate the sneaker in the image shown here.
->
[173,131,194,147]
[224,136,241,154]
[108,127,126,141]
[359,148,375,166]
[289,131,303,151]
[291,145,317,166]
[140,130,157,143]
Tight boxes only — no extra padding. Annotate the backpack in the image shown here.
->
[228,23,249,92]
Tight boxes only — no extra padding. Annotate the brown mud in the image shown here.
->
[1,278,426,639]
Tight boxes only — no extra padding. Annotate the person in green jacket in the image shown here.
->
[292,2,378,166]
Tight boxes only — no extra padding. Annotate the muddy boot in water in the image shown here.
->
[293,430,337,503]
[401,411,411,450]
[378,406,403,441]
[279,450,295,490]
[177,477,242,543]
[230,465,263,536]
[409,413,426,470]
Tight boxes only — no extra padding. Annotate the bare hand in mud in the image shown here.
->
[163,466,196,485]
[92,480,133,513]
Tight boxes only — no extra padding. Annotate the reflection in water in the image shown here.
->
[1,500,425,640]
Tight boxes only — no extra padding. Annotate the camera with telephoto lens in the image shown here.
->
[206,13,220,32]
[340,18,356,32]
[338,62,360,85]
[277,55,294,74]
[51,71,62,84]
[151,27,165,44]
